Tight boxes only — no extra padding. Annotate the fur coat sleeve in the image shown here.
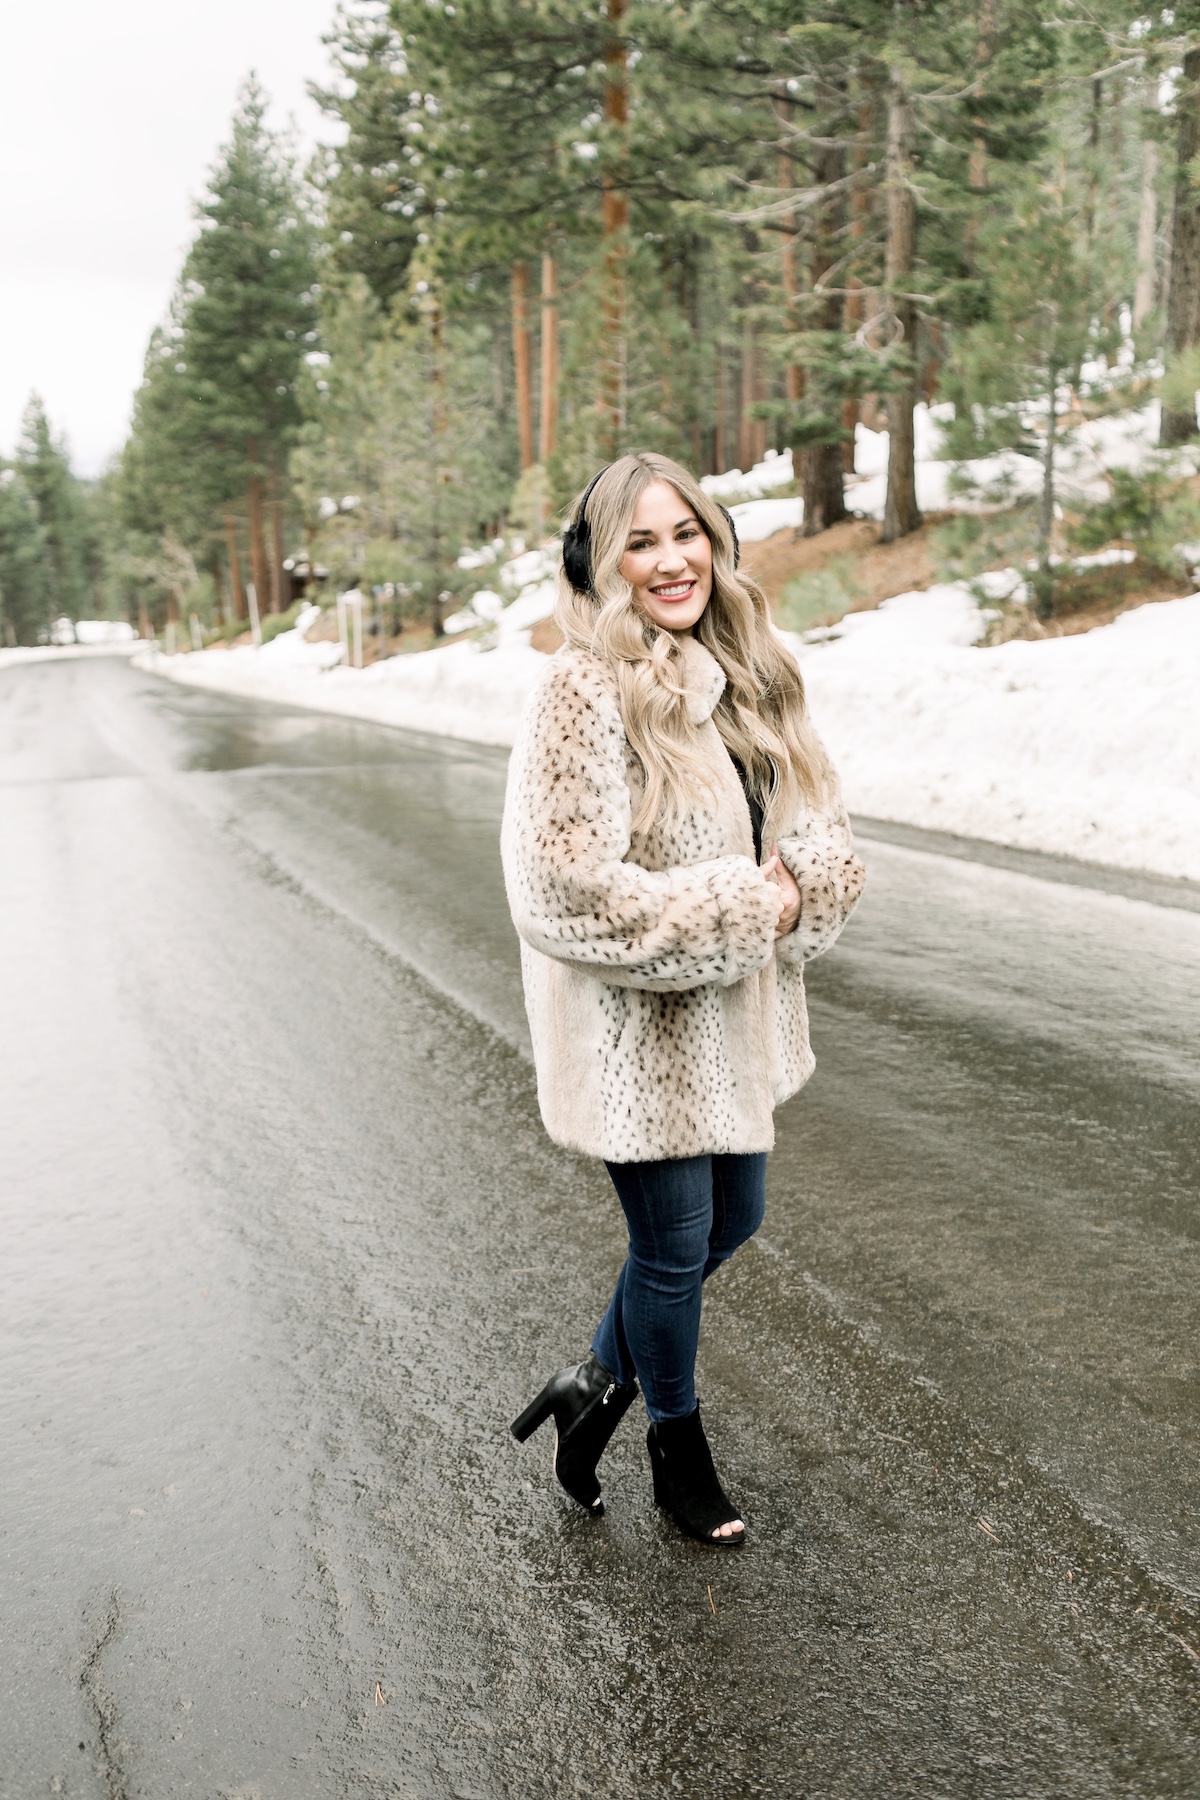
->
[774,787,866,964]
[501,648,780,993]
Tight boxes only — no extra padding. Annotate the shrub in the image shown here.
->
[776,556,863,634]
[1071,464,1200,574]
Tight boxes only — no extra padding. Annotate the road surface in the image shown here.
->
[2,653,1198,1799]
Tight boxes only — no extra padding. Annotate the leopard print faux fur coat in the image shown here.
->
[501,634,865,1162]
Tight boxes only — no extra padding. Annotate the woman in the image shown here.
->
[502,452,864,1546]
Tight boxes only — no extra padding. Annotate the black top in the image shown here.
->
[729,755,766,863]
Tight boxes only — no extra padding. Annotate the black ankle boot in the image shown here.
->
[647,1404,746,1546]
[510,1353,639,1514]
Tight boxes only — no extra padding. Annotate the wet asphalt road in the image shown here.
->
[2,652,1199,1800]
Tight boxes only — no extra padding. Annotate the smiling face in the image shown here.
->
[618,480,714,633]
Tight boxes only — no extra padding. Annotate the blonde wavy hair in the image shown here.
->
[556,452,830,841]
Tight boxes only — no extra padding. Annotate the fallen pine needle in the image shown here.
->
[977,1518,1002,1542]
[375,1683,386,1707]
[707,1585,716,1616]
[1166,1631,1200,1666]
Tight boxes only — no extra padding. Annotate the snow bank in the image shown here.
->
[793,587,1200,882]
[0,640,141,671]
[136,570,560,747]
[136,630,546,747]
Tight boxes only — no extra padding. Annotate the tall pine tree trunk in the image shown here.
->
[882,69,922,542]
[430,295,446,638]
[1162,48,1200,443]
[715,349,728,474]
[739,315,758,471]
[1133,136,1158,330]
[1084,77,1102,246]
[600,0,629,455]
[539,252,559,462]
[210,548,226,627]
[778,143,805,407]
[246,468,269,613]
[1035,352,1061,619]
[841,99,874,473]
[268,476,285,614]
[511,263,535,470]
[801,138,848,538]
[224,514,246,620]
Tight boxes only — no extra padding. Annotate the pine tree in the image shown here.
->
[311,4,425,307]
[0,467,48,645]
[292,277,513,631]
[122,77,318,615]
[17,396,90,618]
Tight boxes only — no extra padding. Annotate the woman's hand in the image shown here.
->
[762,845,802,939]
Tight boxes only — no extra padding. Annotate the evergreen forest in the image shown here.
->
[5,0,1200,644]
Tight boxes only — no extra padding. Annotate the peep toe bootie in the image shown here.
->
[510,1353,639,1514]
[647,1404,746,1547]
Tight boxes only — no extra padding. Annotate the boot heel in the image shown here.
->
[510,1354,639,1512]
[510,1386,554,1443]
[646,1407,745,1547]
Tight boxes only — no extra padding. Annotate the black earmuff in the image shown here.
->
[561,467,608,596]
[561,467,741,595]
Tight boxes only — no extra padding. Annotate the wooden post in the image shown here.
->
[512,263,535,471]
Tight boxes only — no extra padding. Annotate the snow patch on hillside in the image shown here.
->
[791,587,1200,882]
[713,398,1199,542]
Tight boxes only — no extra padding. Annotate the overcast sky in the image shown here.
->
[1,0,338,476]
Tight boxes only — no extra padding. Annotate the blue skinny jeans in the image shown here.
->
[591,1152,768,1423]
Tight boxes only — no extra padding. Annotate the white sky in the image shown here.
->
[0,0,338,476]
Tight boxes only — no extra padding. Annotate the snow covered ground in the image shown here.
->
[139,576,1200,884]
